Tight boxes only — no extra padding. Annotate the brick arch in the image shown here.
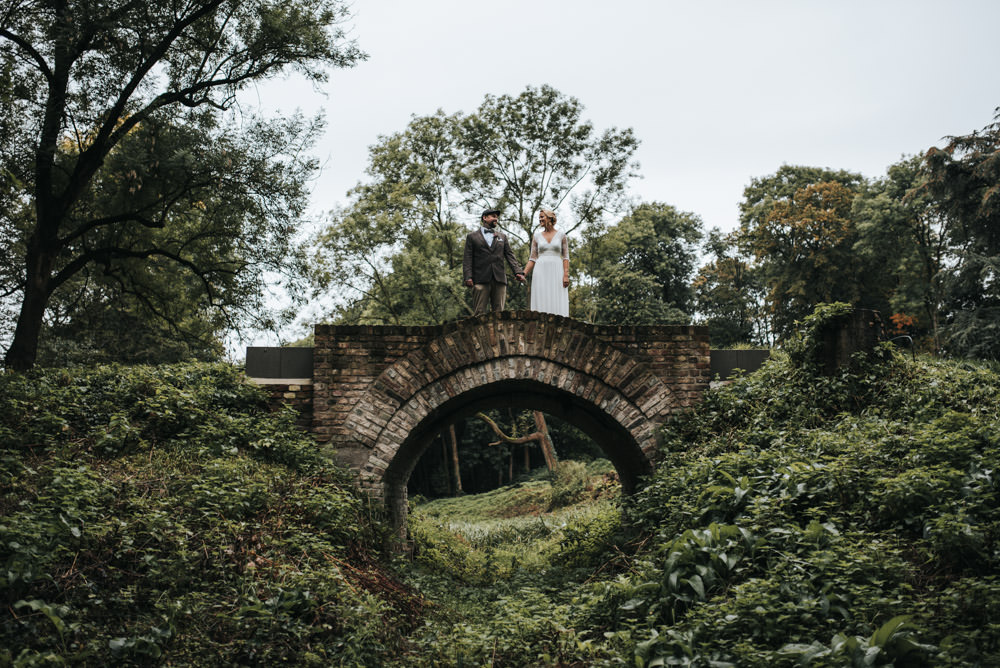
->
[312,312,710,527]
[341,315,672,455]
[360,356,665,522]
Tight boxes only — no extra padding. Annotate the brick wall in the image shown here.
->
[312,312,710,474]
[582,324,711,408]
[312,324,430,467]
[255,382,314,430]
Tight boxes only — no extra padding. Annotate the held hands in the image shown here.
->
[515,273,526,283]
[563,274,569,288]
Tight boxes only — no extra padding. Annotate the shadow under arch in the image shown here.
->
[379,377,654,530]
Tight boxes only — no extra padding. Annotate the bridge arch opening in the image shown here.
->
[375,377,655,529]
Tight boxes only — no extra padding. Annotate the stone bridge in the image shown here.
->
[247,309,896,530]
[251,312,713,526]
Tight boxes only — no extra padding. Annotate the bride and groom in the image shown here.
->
[462,207,570,317]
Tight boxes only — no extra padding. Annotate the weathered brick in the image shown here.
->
[265,314,714,522]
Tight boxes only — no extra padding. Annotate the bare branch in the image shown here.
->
[0,28,53,82]
[475,411,542,445]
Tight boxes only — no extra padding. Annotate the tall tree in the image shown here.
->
[692,229,768,346]
[739,165,866,231]
[737,166,868,339]
[33,112,321,363]
[922,108,1000,359]
[457,84,640,245]
[853,155,951,351]
[579,202,702,325]
[314,86,639,324]
[0,0,363,369]
[311,111,474,325]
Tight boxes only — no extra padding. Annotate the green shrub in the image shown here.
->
[595,340,1000,666]
[549,460,590,509]
[0,363,406,666]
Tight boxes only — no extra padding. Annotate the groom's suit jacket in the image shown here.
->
[463,229,523,285]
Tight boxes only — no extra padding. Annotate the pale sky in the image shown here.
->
[243,0,1000,235]
[237,0,1000,347]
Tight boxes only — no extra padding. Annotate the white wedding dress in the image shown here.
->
[529,230,569,316]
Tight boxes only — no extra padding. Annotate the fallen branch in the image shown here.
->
[474,412,557,471]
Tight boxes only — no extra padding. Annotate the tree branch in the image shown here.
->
[49,245,220,298]
[474,411,557,470]
[475,411,542,445]
[66,0,228,207]
[58,212,164,246]
[0,28,53,82]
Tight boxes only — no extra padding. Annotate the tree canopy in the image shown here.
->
[312,86,639,325]
[577,202,702,325]
[457,84,640,244]
[735,167,869,338]
[692,228,766,346]
[0,0,364,369]
[922,108,1000,359]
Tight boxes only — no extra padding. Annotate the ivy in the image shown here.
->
[0,363,406,666]
[3,339,999,666]
[602,344,1000,666]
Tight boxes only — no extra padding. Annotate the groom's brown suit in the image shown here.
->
[463,228,523,315]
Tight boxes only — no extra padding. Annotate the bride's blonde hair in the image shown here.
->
[539,209,557,225]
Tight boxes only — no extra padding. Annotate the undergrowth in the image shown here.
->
[0,363,416,666]
[398,306,1000,667]
[4,305,1000,666]
[396,461,623,666]
[596,327,1000,665]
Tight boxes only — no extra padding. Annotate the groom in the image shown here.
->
[463,207,525,315]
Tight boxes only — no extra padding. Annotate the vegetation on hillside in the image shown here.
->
[3,305,999,666]
[0,364,416,666]
[397,307,1000,667]
[594,309,1000,666]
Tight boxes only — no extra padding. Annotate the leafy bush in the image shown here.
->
[0,363,413,666]
[23,312,994,665]
[596,341,1000,666]
[395,312,1000,666]
[549,460,590,509]
[345,306,1000,667]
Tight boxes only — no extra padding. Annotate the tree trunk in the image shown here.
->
[475,412,557,472]
[5,40,73,372]
[4,242,54,371]
[440,434,452,495]
[448,424,462,494]
[533,410,558,471]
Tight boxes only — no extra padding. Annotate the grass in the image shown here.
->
[410,459,622,574]
[394,462,625,666]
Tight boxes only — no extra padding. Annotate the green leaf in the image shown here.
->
[685,575,706,599]
[870,615,911,647]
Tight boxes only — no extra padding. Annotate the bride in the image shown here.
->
[523,208,569,316]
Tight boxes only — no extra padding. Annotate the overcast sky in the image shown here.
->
[242,0,1000,236]
[235,0,999,348]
